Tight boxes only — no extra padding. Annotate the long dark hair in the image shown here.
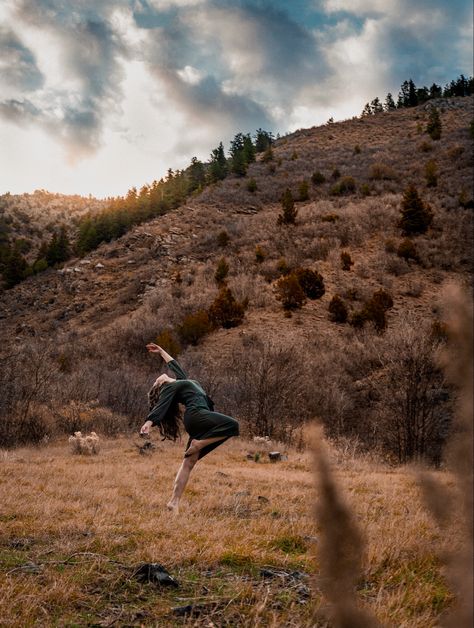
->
[147,383,182,441]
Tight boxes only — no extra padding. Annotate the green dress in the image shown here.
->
[147,359,239,459]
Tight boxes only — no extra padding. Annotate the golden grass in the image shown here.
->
[0,436,455,626]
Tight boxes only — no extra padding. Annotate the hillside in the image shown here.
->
[0,97,473,459]
[0,190,108,252]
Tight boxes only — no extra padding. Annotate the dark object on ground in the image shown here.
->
[257,495,269,503]
[269,451,282,462]
[260,568,308,581]
[172,602,223,617]
[136,440,156,455]
[132,563,178,587]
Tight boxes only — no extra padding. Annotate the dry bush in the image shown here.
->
[55,401,129,437]
[0,341,58,447]
[227,273,274,309]
[369,162,398,180]
[362,316,450,464]
[68,430,100,455]
[215,335,316,441]
[312,427,380,627]
[419,284,473,627]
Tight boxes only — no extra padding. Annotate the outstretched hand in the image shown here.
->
[146,343,163,354]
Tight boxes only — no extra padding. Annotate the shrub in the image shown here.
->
[446,144,464,160]
[278,188,297,225]
[208,287,245,328]
[255,245,266,263]
[294,267,325,299]
[156,329,181,356]
[340,251,354,271]
[262,146,274,162]
[364,290,394,332]
[384,238,397,253]
[426,106,442,140]
[350,289,394,332]
[371,288,394,311]
[214,257,229,284]
[425,160,438,187]
[69,431,100,455]
[331,168,341,180]
[177,309,212,345]
[311,171,326,185]
[275,273,306,311]
[328,295,348,323]
[331,176,356,196]
[399,185,433,235]
[247,178,258,193]
[298,180,310,201]
[459,190,474,209]
[360,184,371,196]
[276,257,291,276]
[290,150,298,160]
[349,310,366,328]
[397,238,419,262]
[369,163,397,180]
[418,140,433,152]
[353,145,361,154]
[217,229,230,247]
[321,213,338,223]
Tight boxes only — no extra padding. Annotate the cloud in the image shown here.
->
[0,0,472,195]
[0,0,129,157]
[0,26,44,92]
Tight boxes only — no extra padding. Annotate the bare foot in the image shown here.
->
[167,499,179,514]
[184,439,201,458]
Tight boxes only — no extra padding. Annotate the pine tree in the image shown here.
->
[384,93,396,110]
[254,129,274,152]
[242,133,256,165]
[399,185,433,235]
[370,97,384,113]
[278,188,297,225]
[2,243,29,288]
[188,156,206,193]
[397,79,417,107]
[361,102,372,116]
[56,226,70,263]
[208,142,228,182]
[429,83,442,99]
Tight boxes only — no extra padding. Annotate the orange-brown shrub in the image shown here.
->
[177,309,212,346]
[275,273,306,310]
[208,286,246,328]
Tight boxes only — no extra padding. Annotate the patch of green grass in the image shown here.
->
[269,535,307,555]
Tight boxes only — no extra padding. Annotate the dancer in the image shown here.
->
[140,344,239,512]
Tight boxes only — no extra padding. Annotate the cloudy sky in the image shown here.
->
[0,0,472,198]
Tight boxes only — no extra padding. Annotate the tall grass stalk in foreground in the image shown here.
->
[419,284,473,627]
[311,427,380,627]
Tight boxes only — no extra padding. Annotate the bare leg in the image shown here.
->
[167,451,199,513]
[185,436,227,458]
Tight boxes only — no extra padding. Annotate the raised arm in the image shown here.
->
[146,343,173,363]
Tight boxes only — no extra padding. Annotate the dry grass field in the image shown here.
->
[0,435,459,627]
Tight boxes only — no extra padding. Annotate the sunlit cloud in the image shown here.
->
[0,0,471,196]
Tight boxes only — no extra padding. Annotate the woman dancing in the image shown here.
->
[140,343,239,512]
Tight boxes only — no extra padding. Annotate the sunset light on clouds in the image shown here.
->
[0,0,472,198]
